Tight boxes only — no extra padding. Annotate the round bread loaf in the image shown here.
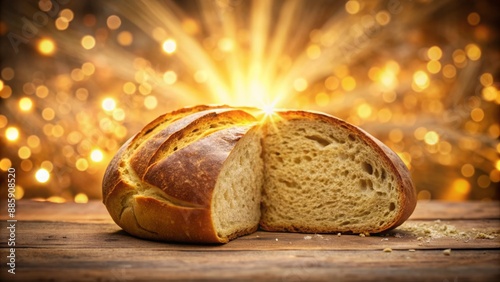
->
[102,105,416,243]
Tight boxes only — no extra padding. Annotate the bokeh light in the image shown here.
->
[345,0,360,15]
[117,31,133,46]
[19,97,33,111]
[35,168,50,183]
[90,149,104,162]
[102,98,117,111]
[37,38,56,55]
[5,127,19,141]
[81,35,96,50]
[162,38,177,54]
[74,193,89,204]
[107,15,121,30]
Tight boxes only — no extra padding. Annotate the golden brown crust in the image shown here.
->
[130,106,232,178]
[104,179,223,243]
[102,138,132,205]
[102,105,222,210]
[102,105,258,243]
[143,126,251,206]
[128,196,218,242]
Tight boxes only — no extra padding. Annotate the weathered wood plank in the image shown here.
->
[2,248,499,281]
[1,200,499,222]
[0,220,498,250]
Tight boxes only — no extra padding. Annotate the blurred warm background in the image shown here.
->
[0,0,499,203]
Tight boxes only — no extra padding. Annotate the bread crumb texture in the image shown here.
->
[211,127,263,240]
[260,115,410,234]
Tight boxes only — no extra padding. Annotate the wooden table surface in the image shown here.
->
[1,200,499,281]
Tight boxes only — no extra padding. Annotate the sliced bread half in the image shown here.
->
[260,111,416,234]
[102,106,263,243]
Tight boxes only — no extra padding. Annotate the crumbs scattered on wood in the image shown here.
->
[476,232,496,239]
[397,221,498,242]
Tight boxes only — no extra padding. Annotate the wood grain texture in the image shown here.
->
[0,200,499,281]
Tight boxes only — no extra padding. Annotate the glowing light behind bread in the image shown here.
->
[0,0,498,203]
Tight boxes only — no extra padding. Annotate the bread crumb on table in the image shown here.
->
[304,235,312,240]
[443,249,452,256]
[383,247,393,253]
[395,221,498,242]
[337,233,341,237]
[476,232,496,239]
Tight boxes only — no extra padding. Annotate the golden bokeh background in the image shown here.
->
[0,0,499,203]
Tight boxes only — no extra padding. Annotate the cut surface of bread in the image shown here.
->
[102,105,416,243]
[260,111,416,234]
[211,126,263,240]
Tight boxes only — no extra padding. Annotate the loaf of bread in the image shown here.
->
[102,105,416,243]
